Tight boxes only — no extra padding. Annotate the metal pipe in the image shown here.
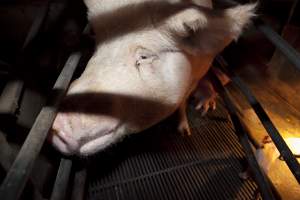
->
[0,52,81,200]
[255,19,300,72]
[209,69,276,200]
[216,55,300,184]
[50,158,73,200]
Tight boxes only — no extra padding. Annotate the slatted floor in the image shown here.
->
[86,103,259,200]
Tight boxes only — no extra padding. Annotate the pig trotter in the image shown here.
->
[194,78,217,116]
[178,102,192,136]
[195,94,217,116]
[178,119,192,136]
[239,169,250,180]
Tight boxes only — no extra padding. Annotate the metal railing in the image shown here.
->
[0,52,82,200]
[209,68,276,200]
[216,55,300,184]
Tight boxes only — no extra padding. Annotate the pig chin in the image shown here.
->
[49,114,127,156]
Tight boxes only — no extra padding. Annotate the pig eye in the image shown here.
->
[135,47,158,68]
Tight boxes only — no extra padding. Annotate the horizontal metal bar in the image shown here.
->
[255,19,300,72]
[0,52,81,200]
[209,70,276,200]
[50,158,73,200]
[216,55,300,184]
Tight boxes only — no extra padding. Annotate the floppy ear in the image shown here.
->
[166,3,257,54]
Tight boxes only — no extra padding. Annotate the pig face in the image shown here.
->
[49,0,256,156]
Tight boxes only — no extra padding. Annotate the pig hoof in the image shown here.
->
[178,121,192,136]
[239,171,250,180]
[195,97,217,116]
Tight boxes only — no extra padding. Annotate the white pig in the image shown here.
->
[49,0,256,156]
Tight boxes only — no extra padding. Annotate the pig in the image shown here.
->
[48,0,256,156]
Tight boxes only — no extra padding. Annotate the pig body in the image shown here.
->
[49,0,256,156]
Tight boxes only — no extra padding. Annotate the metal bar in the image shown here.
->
[70,168,87,200]
[286,0,298,25]
[255,20,300,72]
[216,55,300,184]
[209,70,276,200]
[218,0,300,72]
[0,52,81,200]
[0,133,45,200]
[0,130,17,171]
[0,2,49,115]
[0,79,24,115]
[50,158,73,200]
[22,1,50,50]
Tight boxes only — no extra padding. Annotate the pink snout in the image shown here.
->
[48,112,121,155]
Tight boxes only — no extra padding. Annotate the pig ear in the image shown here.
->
[168,3,257,54]
[165,7,209,38]
[222,3,257,40]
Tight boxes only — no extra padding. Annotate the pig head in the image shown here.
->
[49,0,256,156]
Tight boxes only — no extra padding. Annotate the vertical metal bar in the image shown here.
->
[255,20,300,72]
[50,158,73,200]
[286,0,298,25]
[217,0,300,72]
[0,80,23,115]
[216,55,300,184]
[21,1,50,50]
[209,70,276,200]
[0,52,81,200]
[70,168,87,200]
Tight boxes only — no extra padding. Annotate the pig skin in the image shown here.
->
[49,0,256,156]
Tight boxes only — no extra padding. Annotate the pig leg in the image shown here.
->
[194,67,230,116]
[177,101,192,136]
[194,76,217,116]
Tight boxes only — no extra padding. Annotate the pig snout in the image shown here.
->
[49,112,121,155]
